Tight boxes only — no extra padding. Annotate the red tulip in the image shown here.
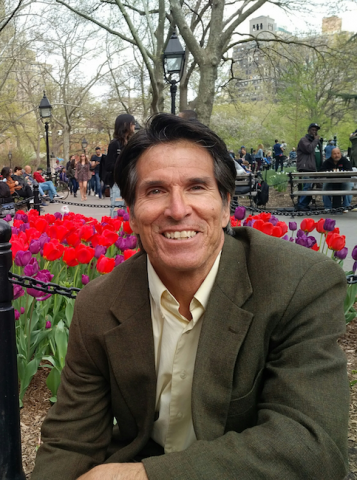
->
[75,244,95,264]
[311,243,319,251]
[102,229,119,246]
[123,249,136,260]
[25,227,41,242]
[11,239,28,259]
[43,241,65,261]
[272,226,283,237]
[276,221,288,235]
[261,222,273,235]
[316,219,326,234]
[67,232,81,247]
[252,219,264,231]
[63,247,79,267]
[326,233,346,251]
[80,225,95,242]
[300,218,315,233]
[96,255,115,274]
[123,221,133,235]
[34,217,48,233]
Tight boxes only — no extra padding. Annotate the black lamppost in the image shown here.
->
[81,137,88,154]
[8,151,12,169]
[163,30,186,114]
[39,92,52,180]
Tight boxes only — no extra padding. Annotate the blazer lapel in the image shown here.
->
[192,233,254,440]
[104,253,156,436]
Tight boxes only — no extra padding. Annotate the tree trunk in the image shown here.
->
[62,126,70,163]
[195,60,219,126]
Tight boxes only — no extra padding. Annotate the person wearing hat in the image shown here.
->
[296,123,321,211]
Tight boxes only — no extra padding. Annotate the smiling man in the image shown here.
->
[32,114,349,480]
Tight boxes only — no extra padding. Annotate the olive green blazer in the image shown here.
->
[32,228,349,480]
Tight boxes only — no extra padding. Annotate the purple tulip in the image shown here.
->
[123,212,130,221]
[126,236,137,249]
[244,219,253,227]
[81,274,90,285]
[296,235,307,247]
[94,245,106,259]
[289,237,294,242]
[19,222,30,232]
[4,214,12,222]
[115,237,127,251]
[234,206,246,221]
[353,261,357,273]
[39,233,49,248]
[352,246,357,261]
[334,247,348,260]
[296,229,305,238]
[11,226,19,235]
[323,218,336,232]
[117,208,125,217]
[24,257,39,277]
[54,212,62,220]
[281,234,289,241]
[13,285,25,300]
[45,321,51,329]
[29,239,41,254]
[115,255,124,266]
[306,236,317,248]
[14,250,32,267]
[20,307,25,314]
[37,269,54,282]
[289,222,297,231]
[269,215,278,226]
[14,309,20,320]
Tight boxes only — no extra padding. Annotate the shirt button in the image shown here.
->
[180,370,187,379]
[177,412,183,419]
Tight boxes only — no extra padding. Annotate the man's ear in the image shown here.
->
[222,194,231,228]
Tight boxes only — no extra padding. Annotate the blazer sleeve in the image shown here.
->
[31,299,113,480]
[143,259,349,480]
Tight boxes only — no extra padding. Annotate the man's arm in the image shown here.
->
[142,259,349,479]
[299,135,320,154]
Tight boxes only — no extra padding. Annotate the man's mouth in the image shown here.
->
[162,231,197,240]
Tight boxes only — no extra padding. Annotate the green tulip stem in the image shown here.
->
[27,299,36,363]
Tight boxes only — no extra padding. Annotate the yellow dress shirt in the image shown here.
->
[147,252,222,453]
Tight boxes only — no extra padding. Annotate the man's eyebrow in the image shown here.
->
[140,177,214,188]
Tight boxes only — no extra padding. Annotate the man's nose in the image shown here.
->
[164,190,192,220]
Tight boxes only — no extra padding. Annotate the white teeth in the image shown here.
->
[163,231,197,240]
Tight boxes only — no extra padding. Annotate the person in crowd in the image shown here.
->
[255,144,264,172]
[103,113,136,212]
[288,147,297,165]
[273,139,284,172]
[324,139,335,160]
[264,150,272,170]
[1,166,32,198]
[33,168,62,203]
[349,129,357,168]
[240,147,253,169]
[66,155,79,198]
[22,166,48,206]
[12,166,28,188]
[295,123,321,211]
[75,154,91,201]
[33,113,349,480]
[87,155,96,196]
[320,147,353,213]
[90,147,103,198]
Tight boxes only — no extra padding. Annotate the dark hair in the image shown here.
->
[1,166,10,178]
[275,139,279,143]
[179,109,197,120]
[95,146,101,150]
[37,167,43,171]
[113,113,135,145]
[115,113,236,211]
[14,166,22,173]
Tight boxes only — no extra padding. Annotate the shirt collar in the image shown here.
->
[147,252,222,312]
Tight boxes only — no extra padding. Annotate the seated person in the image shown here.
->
[1,166,32,198]
[0,177,12,204]
[33,167,62,203]
[22,165,48,206]
[320,147,353,211]
[32,114,349,480]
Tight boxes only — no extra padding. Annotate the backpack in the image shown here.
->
[255,180,269,206]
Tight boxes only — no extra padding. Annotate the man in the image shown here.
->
[23,166,48,206]
[320,147,353,212]
[32,114,349,480]
[90,147,103,198]
[288,147,297,165]
[324,139,335,160]
[33,167,62,203]
[273,139,284,172]
[296,123,321,211]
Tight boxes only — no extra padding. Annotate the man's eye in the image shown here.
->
[190,185,204,191]
[148,188,162,195]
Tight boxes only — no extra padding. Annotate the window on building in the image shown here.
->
[260,23,263,30]
[256,24,259,30]
[252,25,256,31]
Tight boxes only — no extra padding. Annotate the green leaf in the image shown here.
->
[64,299,75,329]
[46,367,61,398]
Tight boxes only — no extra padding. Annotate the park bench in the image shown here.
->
[231,173,260,207]
[288,171,357,209]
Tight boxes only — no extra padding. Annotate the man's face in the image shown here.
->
[129,141,230,281]
[96,149,101,155]
[331,149,342,163]
[241,148,246,155]
[309,127,318,136]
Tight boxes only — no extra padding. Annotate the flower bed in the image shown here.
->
[7,208,139,405]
